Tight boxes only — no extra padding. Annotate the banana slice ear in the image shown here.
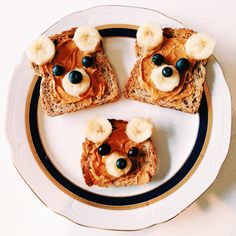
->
[26,35,56,65]
[136,23,163,50]
[185,33,215,60]
[85,117,112,143]
[73,26,101,53]
[126,118,153,143]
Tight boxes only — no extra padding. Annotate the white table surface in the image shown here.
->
[1,0,235,235]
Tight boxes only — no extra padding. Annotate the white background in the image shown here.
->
[1,0,236,235]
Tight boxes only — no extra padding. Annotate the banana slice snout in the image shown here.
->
[185,33,215,60]
[73,26,101,53]
[26,35,55,65]
[103,152,132,178]
[150,64,180,92]
[126,118,153,143]
[85,117,112,143]
[62,68,90,97]
[137,23,163,50]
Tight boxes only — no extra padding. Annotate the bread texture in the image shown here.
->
[124,28,208,114]
[81,119,158,187]
[31,28,120,116]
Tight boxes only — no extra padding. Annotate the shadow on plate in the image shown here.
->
[197,54,235,209]
[197,113,236,209]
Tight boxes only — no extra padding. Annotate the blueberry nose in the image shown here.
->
[162,66,173,77]
[68,70,83,84]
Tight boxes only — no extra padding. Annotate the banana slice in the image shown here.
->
[103,152,132,178]
[126,118,153,143]
[136,23,163,50]
[62,68,90,97]
[73,26,101,53]
[26,35,55,65]
[185,33,215,60]
[85,117,112,143]
[151,64,180,92]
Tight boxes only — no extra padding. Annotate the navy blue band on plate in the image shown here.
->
[28,28,208,206]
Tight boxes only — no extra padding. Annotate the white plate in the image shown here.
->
[6,5,231,230]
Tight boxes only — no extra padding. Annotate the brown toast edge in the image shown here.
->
[124,28,208,114]
[31,28,120,116]
[81,138,158,187]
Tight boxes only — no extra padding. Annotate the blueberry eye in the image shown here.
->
[52,65,64,76]
[128,147,139,157]
[98,143,111,156]
[116,158,127,169]
[53,39,59,46]
[82,56,93,68]
[68,70,83,84]
[175,58,190,72]
[152,53,164,66]
[162,66,173,77]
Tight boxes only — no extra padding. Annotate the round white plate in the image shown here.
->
[6,5,231,230]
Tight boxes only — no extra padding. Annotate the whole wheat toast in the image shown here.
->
[31,28,120,116]
[81,119,158,187]
[124,28,208,114]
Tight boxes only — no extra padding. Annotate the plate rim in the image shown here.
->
[24,25,212,210]
[5,4,232,230]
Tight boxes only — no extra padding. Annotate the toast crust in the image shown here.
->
[124,28,208,114]
[32,28,120,116]
[81,120,158,187]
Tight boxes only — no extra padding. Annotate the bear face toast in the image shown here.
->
[124,23,215,113]
[81,117,158,187]
[26,26,120,116]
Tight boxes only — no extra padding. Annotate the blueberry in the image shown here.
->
[52,65,64,76]
[98,143,111,156]
[53,39,59,46]
[162,66,173,77]
[82,56,93,68]
[152,53,164,65]
[68,70,83,84]
[116,158,127,169]
[128,147,139,157]
[176,58,190,72]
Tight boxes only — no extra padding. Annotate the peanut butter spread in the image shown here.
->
[89,120,141,181]
[41,39,106,104]
[140,29,197,101]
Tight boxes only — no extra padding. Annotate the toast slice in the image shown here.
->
[81,119,158,187]
[29,28,120,116]
[124,28,208,114]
